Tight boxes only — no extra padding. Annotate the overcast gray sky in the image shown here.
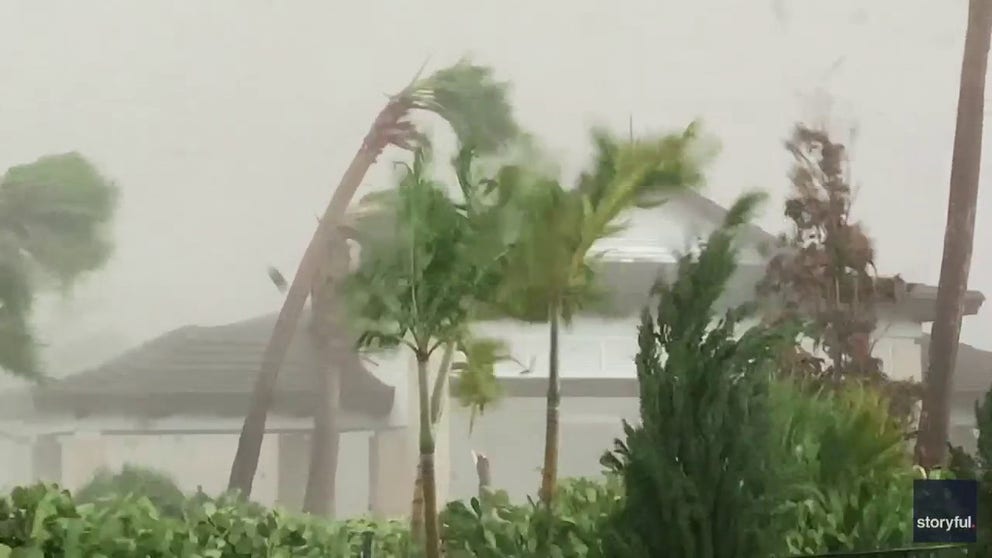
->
[0,0,988,380]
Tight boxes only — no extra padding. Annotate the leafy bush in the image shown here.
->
[602,193,798,558]
[0,483,412,557]
[1,479,624,557]
[74,465,187,518]
[441,476,621,558]
[772,380,916,554]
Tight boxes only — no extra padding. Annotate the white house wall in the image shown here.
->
[446,396,639,503]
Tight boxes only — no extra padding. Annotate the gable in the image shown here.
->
[591,191,773,265]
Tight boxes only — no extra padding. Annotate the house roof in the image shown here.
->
[919,335,992,395]
[29,309,395,420]
[681,192,985,322]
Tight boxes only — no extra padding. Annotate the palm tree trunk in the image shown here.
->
[302,348,340,517]
[539,299,561,505]
[412,344,454,544]
[415,354,442,558]
[916,0,992,468]
[410,461,425,543]
[228,99,410,496]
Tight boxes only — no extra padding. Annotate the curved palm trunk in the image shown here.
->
[228,99,410,496]
[303,233,348,517]
[539,300,561,505]
[302,346,340,517]
[916,0,992,468]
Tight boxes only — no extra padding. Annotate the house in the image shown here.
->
[0,190,984,516]
[919,335,992,453]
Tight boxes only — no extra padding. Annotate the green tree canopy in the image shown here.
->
[0,153,118,378]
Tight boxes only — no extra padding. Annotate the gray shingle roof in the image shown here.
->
[919,335,992,395]
[31,309,394,419]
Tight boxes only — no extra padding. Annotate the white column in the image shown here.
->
[369,428,414,518]
[276,432,310,512]
[60,431,107,491]
[31,433,63,483]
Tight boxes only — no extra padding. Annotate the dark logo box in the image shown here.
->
[913,479,978,544]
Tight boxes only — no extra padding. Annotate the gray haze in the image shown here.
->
[0,0,989,383]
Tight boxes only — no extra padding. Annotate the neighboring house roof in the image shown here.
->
[665,192,986,323]
[29,309,395,420]
[919,334,992,396]
[680,190,778,247]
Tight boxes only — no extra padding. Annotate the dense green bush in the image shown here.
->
[74,465,187,518]
[0,483,411,557]
[602,193,798,558]
[1,479,621,557]
[772,380,916,554]
[442,476,621,557]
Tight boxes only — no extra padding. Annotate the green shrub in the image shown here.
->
[601,193,798,558]
[441,476,621,558]
[772,380,915,554]
[0,483,412,557]
[74,464,186,518]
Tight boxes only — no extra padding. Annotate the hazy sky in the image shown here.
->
[0,0,988,380]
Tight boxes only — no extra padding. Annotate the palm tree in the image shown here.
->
[495,125,712,506]
[302,230,351,517]
[228,60,519,496]
[0,153,118,378]
[916,0,992,468]
[344,147,518,558]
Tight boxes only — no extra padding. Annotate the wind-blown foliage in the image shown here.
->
[492,124,713,508]
[75,466,187,519]
[228,58,521,499]
[344,146,524,558]
[0,153,118,378]
[408,61,519,154]
[602,192,799,558]
[772,380,916,554]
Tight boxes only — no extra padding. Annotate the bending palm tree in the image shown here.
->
[497,125,712,505]
[0,153,118,378]
[228,60,518,496]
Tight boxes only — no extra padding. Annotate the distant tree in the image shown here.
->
[757,125,917,417]
[229,60,520,497]
[916,0,992,468]
[76,465,185,518]
[344,147,519,558]
[0,153,118,378]
[495,125,711,508]
[603,192,797,558]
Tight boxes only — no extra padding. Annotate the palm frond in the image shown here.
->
[408,59,519,154]
[451,335,512,430]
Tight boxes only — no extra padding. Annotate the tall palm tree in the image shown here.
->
[916,0,992,468]
[228,60,519,496]
[496,125,712,506]
[344,147,518,558]
[0,153,118,378]
[301,230,351,517]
